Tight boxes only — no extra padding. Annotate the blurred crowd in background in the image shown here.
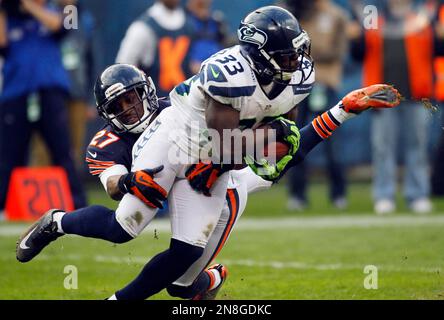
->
[0,0,444,217]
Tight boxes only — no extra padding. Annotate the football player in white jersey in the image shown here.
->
[16,5,401,300]
[107,6,316,300]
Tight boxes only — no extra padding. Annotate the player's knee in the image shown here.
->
[109,228,133,244]
[114,208,151,239]
[108,211,133,244]
[167,284,194,299]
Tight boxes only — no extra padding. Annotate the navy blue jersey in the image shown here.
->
[85,125,139,176]
[85,98,170,176]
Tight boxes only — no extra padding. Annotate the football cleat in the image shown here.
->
[16,209,64,263]
[193,264,228,300]
[341,84,401,113]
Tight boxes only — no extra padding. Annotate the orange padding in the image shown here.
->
[5,167,74,222]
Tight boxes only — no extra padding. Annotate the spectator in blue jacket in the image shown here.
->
[0,0,87,213]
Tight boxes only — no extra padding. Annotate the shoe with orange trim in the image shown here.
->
[193,264,228,300]
[342,84,401,113]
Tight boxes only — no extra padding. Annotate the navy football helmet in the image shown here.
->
[94,64,159,134]
[238,6,314,85]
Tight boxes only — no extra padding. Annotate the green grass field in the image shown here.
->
[1,182,444,299]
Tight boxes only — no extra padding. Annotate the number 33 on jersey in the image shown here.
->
[172,45,315,130]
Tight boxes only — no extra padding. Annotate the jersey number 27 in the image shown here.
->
[89,130,120,149]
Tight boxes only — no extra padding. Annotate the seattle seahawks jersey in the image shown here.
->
[169,45,315,158]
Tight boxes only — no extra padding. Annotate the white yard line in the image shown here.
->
[2,214,444,236]
[32,253,441,274]
[4,215,442,274]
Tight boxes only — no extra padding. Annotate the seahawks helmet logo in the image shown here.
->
[238,24,268,49]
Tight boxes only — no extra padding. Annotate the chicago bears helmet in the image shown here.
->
[237,6,314,85]
[94,64,159,134]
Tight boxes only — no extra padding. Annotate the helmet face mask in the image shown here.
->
[238,6,314,86]
[270,31,312,82]
[103,88,146,131]
[95,64,159,134]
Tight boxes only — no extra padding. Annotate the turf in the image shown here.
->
[1,182,444,300]
[88,180,444,217]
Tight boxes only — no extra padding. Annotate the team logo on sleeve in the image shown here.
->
[206,64,227,82]
[87,150,97,158]
[238,24,268,49]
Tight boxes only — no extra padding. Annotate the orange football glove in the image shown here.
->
[342,84,401,114]
[118,166,167,209]
[186,162,234,196]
